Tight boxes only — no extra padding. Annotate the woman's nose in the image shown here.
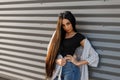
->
[65,25,69,29]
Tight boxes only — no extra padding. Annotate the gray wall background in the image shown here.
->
[0,0,120,80]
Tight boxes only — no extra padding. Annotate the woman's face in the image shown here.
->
[62,19,73,33]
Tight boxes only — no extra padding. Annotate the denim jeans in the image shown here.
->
[54,62,80,80]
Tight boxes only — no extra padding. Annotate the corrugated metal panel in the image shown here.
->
[0,0,120,80]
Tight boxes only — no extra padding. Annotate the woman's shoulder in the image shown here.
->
[76,32,85,38]
[74,32,86,43]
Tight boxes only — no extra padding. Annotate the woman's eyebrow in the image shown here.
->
[65,22,69,24]
[62,21,70,26]
[66,22,70,24]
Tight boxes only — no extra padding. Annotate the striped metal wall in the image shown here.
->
[0,0,120,80]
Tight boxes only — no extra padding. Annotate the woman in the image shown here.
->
[46,11,99,80]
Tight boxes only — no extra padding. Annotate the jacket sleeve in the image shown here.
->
[85,39,99,67]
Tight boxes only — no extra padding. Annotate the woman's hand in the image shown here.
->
[65,55,89,66]
[56,58,66,66]
[65,55,78,66]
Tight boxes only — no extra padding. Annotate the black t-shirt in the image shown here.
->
[60,33,85,57]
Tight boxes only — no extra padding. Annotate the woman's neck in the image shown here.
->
[65,31,76,38]
[66,31,76,35]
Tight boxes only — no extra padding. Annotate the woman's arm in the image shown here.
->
[76,60,88,66]
[80,39,85,47]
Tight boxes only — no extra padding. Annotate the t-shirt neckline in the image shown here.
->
[65,33,77,40]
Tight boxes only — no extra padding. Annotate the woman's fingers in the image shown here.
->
[66,55,72,57]
[65,55,72,60]
[65,55,77,63]
[56,58,66,66]
[61,58,66,66]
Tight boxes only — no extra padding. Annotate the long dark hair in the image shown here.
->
[45,11,77,79]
